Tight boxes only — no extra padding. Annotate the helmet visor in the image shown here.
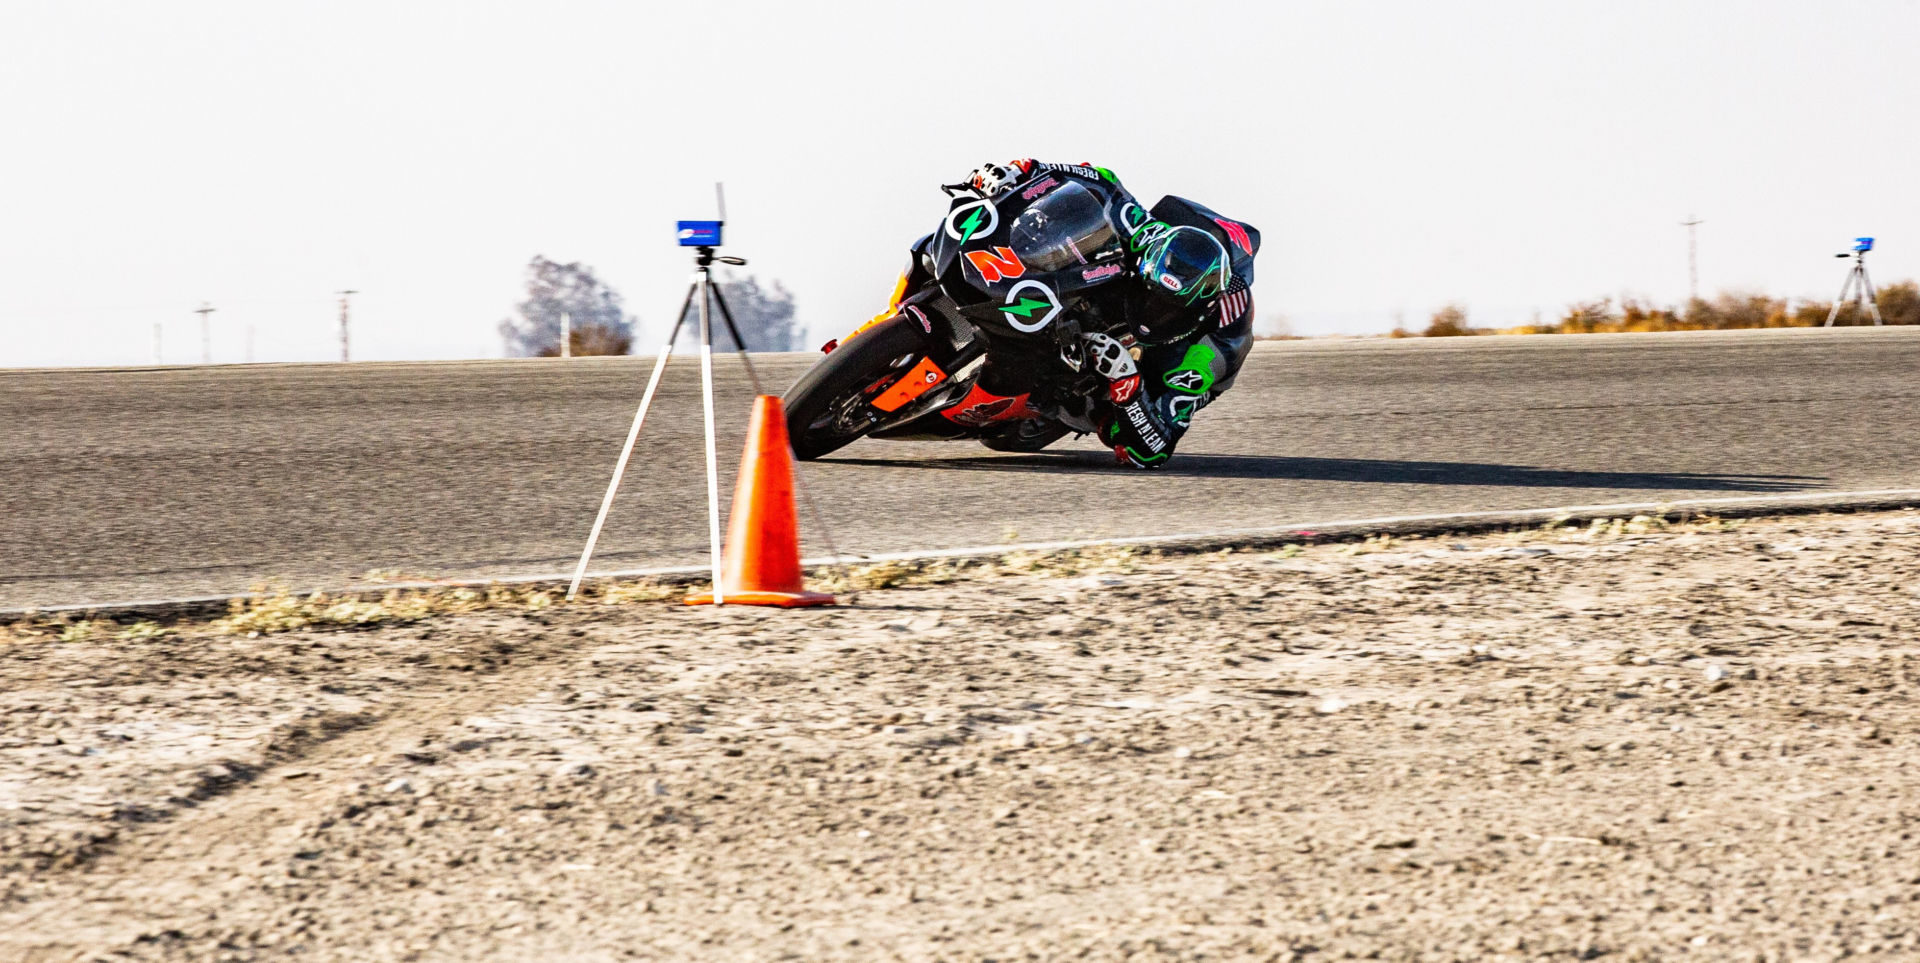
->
[1138,226,1229,306]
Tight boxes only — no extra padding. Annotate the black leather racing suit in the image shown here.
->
[961,159,1259,468]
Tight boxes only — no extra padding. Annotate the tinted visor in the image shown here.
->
[1137,226,1229,306]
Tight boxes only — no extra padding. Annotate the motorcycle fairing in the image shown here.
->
[939,383,1040,427]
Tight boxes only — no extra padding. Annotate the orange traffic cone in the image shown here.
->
[685,395,836,607]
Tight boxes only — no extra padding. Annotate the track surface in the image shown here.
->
[5,327,1918,609]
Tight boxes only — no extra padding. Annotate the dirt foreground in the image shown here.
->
[5,509,1920,961]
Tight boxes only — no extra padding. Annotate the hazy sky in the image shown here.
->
[3,0,1915,367]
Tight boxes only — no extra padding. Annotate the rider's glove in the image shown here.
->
[1082,331,1169,468]
[966,159,1035,197]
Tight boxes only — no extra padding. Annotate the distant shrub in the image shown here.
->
[1558,299,1616,334]
[1619,299,1685,332]
[1495,279,1919,337]
[1871,280,1919,325]
[1423,304,1476,337]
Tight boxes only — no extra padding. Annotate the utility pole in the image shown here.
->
[336,290,358,362]
[561,311,572,359]
[195,303,215,364]
[1680,215,1704,303]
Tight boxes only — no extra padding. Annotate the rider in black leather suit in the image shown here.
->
[966,159,1259,468]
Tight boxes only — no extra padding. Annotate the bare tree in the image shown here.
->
[684,272,800,352]
[499,256,635,357]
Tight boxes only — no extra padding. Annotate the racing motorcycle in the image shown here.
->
[783,170,1145,460]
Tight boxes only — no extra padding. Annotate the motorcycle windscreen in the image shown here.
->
[1007,182,1124,274]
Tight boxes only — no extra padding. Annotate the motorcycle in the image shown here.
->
[782,172,1144,460]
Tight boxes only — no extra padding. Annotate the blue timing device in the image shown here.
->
[677,220,723,247]
[1853,237,1874,253]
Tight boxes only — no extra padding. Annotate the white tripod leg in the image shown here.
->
[566,337,678,601]
[1860,262,1883,325]
[697,273,726,605]
[1826,269,1855,327]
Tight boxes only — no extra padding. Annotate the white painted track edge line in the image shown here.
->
[10,488,1920,618]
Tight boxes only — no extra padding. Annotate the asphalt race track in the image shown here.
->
[5,327,1919,610]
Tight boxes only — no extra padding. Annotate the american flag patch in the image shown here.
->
[1218,288,1253,328]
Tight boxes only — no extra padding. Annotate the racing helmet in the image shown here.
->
[1132,225,1231,344]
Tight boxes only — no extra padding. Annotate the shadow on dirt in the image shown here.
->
[824,452,1822,493]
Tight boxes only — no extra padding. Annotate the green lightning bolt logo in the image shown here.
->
[999,279,1058,332]
[956,207,986,244]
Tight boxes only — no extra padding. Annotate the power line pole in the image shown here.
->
[336,290,358,362]
[1680,215,1704,302]
[195,302,215,364]
[561,311,572,359]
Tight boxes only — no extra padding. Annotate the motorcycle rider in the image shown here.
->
[964,159,1258,469]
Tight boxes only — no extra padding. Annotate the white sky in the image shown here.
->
[2,0,1915,366]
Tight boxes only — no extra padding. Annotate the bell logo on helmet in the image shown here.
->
[1158,273,1183,292]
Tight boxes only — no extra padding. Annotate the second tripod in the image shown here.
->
[1825,237,1883,327]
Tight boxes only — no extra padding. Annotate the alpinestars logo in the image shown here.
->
[1169,395,1199,428]
[944,197,999,244]
[1108,374,1142,404]
[1165,369,1206,393]
[1119,203,1173,253]
[963,246,1026,284]
[997,279,1062,333]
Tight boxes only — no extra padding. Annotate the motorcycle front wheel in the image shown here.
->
[782,315,932,460]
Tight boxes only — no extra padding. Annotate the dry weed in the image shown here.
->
[1340,534,1399,556]
[213,583,503,636]
[57,620,111,643]
[597,580,676,605]
[118,621,170,641]
[994,544,1147,577]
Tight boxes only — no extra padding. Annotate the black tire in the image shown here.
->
[783,316,932,460]
[978,419,1072,453]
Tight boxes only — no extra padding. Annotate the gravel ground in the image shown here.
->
[4,509,1920,961]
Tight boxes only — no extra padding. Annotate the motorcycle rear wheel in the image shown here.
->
[783,316,931,460]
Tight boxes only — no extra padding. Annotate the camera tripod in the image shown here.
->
[1824,247,1883,327]
[566,244,768,602]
